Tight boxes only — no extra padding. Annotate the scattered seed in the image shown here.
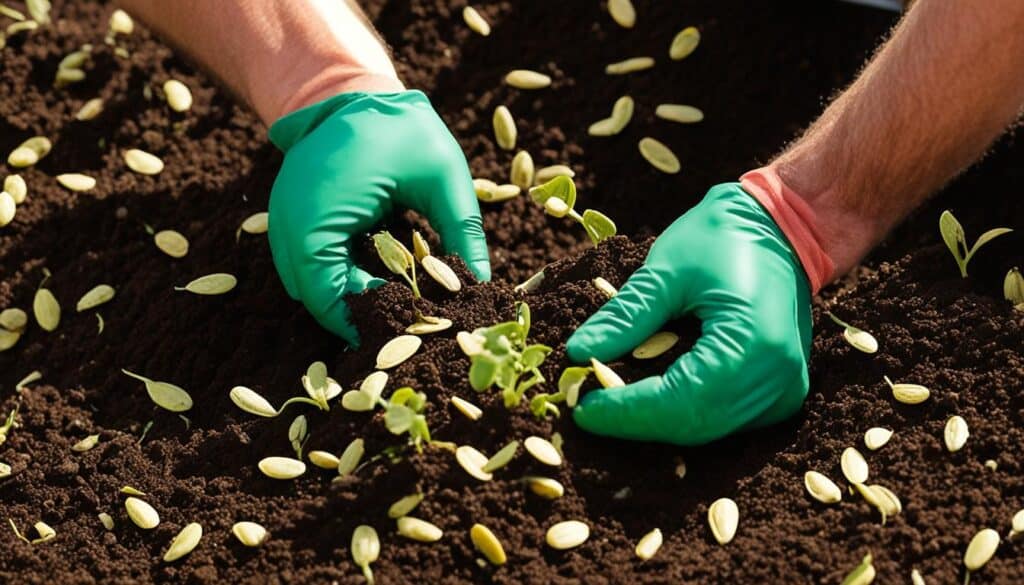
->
[605,56,655,75]
[842,327,879,354]
[514,270,545,293]
[493,105,516,150]
[388,493,425,519]
[635,528,663,561]
[397,516,443,543]
[842,553,876,585]
[109,9,133,34]
[406,317,453,335]
[505,70,551,90]
[304,451,338,470]
[4,175,26,204]
[123,148,164,175]
[337,438,365,477]
[376,335,422,369]
[708,498,738,545]
[592,277,618,298]
[0,308,27,331]
[944,415,969,452]
[546,520,589,550]
[863,427,893,451]
[7,147,37,168]
[351,525,380,583]
[54,67,86,87]
[608,0,636,28]
[482,440,519,473]
[0,462,11,478]
[638,137,681,174]
[534,165,575,184]
[588,96,634,136]
[422,255,462,292]
[632,331,679,359]
[33,288,60,331]
[964,528,999,574]
[0,192,14,227]
[122,369,193,412]
[912,569,925,585]
[525,476,564,499]
[473,178,498,200]
[884,376,930,404]
[125,497,160,529]
[451,396,483,421]
[511,150,535,191]
[0,4,25,20]
[804,471,842,504]
[471,523,506,565]
[163,522,202,562]
[154,230,189,258]
[524,436,562,466]
[240,212,268,235]
[841,447,869,484]
[985,459,998,471]
[654,104,705,125]
[0,328,19,351]
[669,26,700,60]
[408,231,429,262]
[175,273,237,295]
[232,521,268,547]
[258,456,306,480]
[76,284,114,312]
[30,521,55,544]
[72,434,100,452]
[872,484,902,518]
[455,445,493,481]
[229,386,277,417]
[120,486,146,496]
[98,513,114,531]
[25,0,48,24]
[6,20,36,36]
[1012,510,1024,538]
[462,5,490,36]
[590,358,625,388]
[480,183,521,203]
[675,458,688,479]
[163,79,193,113]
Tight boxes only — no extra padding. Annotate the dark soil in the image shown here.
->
[2,1,1024,584]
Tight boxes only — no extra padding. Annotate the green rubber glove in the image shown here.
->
[267,90,490,345]
[566,183,813,445]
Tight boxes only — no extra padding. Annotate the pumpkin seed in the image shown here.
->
[0,328,19,351]
[359,370,388,402]
[397,516,443,543]
[985,459,998,471]
[534,165,575,184]
[0,4,25,20]
[525,476,564,499]
[842,326,878,354]
[176,273,237,295]
[304,450,338,470]
[911,569,925,585]
[804,471,842,504]
[122,369,193,412]
[455,445,493,481]
[493,105,516,150]
[884,376,930,404]
[546,520,589,550]
[964,528,999,572]
[872,484,902,518]
[511,150,535,190]
[588,95,634,136]
[841,447,869,484]
[240,212,268,235]
[0,192,14,227]
[154,230,189,258]
[20,136,48,157]
[944,415,969,452]
[638,137,681,174]
[462,5,490,36]
[72,434,100,452]
[482,440,519,473]
[479,183,521,203]
[4,175,26,203]
[6,20,36,35]
[0,307,27,331]
[422,255,461,292]
[524,436,561,466]
[864,427,893,451]
[471,523,506,565]
[232,521,268,547]
[456,331,486,356]
[98,513,114,531]
[163,79,193,112]
[708,498,738,545]
[544,197,570,218]
[76,284,114,312]
[608,0,636,28]
[163,522,202,562]
[24,0,48,24]
[590,358,625,388]
[229,386,278,417]
[406,317,453,335]
[632,331,679,359]
[605,56,655,75]
[473,178,498,200]
[341,389,376,412]
[411,230,430,261]
[388,493,425,519]
[258,456,306,480]
[593,277,618,298]
[33,288,60,331]
[30,521,55,544]
[109,9,133,34]
[351,525,380,583]
[842,553,876,585]
[56,173,96,192]
[337,438,364,477]
[125,497,160,529]
[635,528,663,561]
[505,70,551,90]
[1013,510,1024,534]
[55,68,87,88]
[451,396,482,421]
[514,270,545,294]
[655,104,704,124]
[669,26,700,60]
[121,486,147,496]
[123,149,164,175]
[0,462,11,478]
[376,335,422,369]
[7,148,38,168]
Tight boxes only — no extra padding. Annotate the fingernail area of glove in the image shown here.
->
[469,260,492,283]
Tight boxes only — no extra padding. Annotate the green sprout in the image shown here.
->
[373,231,420,297]
[275,361,340,413]
[0,402,19,446]
[288,415,309,459]
[1005,267,1024,310]
[939,210,1012,278]
[529,366,593,419]
[529,176,617,245]
[458,302,553,409]
[382,387,432,452]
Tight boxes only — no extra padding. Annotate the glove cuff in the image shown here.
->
[740,167,835,294]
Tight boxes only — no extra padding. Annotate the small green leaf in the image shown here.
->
[385,404,415,435]
[469,355,499,391]
[389,387,417,407]
[581,209,617,245]
[515,302,531,340]
[966,227,1013,261]
[558,367,592,408]
[1005,268,1024,305]
[528,175,576,209]
[521,344,552,370]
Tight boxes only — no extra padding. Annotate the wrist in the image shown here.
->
[276,68,405,121]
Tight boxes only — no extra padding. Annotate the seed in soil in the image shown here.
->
[590,357,625,388]
[511,150,535,190]
[864,427,893,451]
[376,335,422,369]
[351,525,380,583]
[163,522,202,562]
[75,284,114,312]
[482,183,521,203]
[804,471,842,504]
[944,415,969,452]
[306,450,339,470]
[514,270,545,293]
[608,0,636,28]
[4,174,26,203]
[546,520,589,550]
[842,553,876,585]
[985,459,998,471]
[535,165,575,184]
[912,569,925,585]
[55,67,86,87]
[0,462,10,478]
[122,369,193,412]
[708,498,739,545]
[963,528,999,582]
[1,307,27,332]
[98,513,114,531]
[0,329,19,351]
[154,229,189,258]
[592,277,618,298]
[239,212,268,235]
[455,445,493,481]
[337,438,365,477]
[939,210,1012,278]
[56,173,95,192]
[406,317,453,335]
[632,331,679,359]
[229,386,278,417]
[288,415,308,458]
[524,436,562,466]
[0,4,24,20]
[462,5,490,36]
[397,516,443,543]
[588,95,634,136]
[0,192,14,227]
[828,313,878,354]
[635,528,663,561]
[504,70,551,89]
[471,523,507,565]
[544,197,570,218]
[669,26,700,60]
[638,137,681,174]
[257,456,306,480]
[451,395,482,420]
[493,105,516,150]
[75,97,104,121]
[33,288,60,331]
[121,486,147,496]
[841,447,869,484]
[71,434,100,452]
[884,376,930,404]
[163,79,193,112]
[109,8,133,34]
[232,521,268,547]
[18,521,56,545]
[655,104,704,124]
[482,440,519,473]
[421,255,461,292]
[123,148,165,175]
[473,178,498,200]
[388,493,425,519]
[175,273,237,295]
[125,497,160,529]
[605,56,655,75]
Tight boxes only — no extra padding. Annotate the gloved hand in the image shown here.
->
[267,90,490,345]
[566,182,819,445]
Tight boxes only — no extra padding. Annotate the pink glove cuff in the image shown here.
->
[740,167,835,294]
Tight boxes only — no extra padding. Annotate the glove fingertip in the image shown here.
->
[468,259,492,283]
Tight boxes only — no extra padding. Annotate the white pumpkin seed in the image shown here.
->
[351,525,380,583]
[406,317,453,335]
[1013,509,1024,535]
[31,521,55,544]
[0,329,19,351]
[0,192,14,227]
[478,183,520,203]
[544,197,570,218]
[505,70,551,90]
[632,331,679,359]
[525,476,564,499]
[590,358,624,388]
[841,447,869,484]
[842,553,876,585]
[471,523,506,565]
[655,104,704,124]
[376,335,422,369]
[163,522,202,562]
[455,445,493,481]
[163,79,193,113]
[397,516,443,542]
[388,493,425,519]
[944,415,969,452]
[121,486,147,496]
[588,96,634,137]
[56,173,95,192]
[511,150,535,191]
[422,255,461,292]
[884,376,930,404]
[864,427,893,451]
[258,456,306,480]
[232,521,268,547]
[482,440,519,473]
[154,230,189,258]
[534,165,575,184]
[843,327,878,354]
[176,273,237,295]
[337,438,365,477]
[911,569,925,585]
[608,0,636,28]
[493,105,516,150]
[123,149,164,175]
[33,288,60,331]
[462,5,490,36]
[4,175,26,203]
[76,284,114,312]
[605,56,655,75]
[872,484,902,518]
[0,307,27,331]
[0,462,11,478]
[7,147,38,168]
[240,212,268,235]
[229,386,278,417]
[98,513,114,531]
[451,396,482,421]
[24,0,48,24]
[109,9,133,34]
[964,528,999,572]
[307,450,340,470]
[546,520,589,550]
[409,230,430,261]
[122,369,193,412]
[708,498,738,545]
[592,277,618,298]
[72,434,100,452]
[524,436,562,466]
[635,528,663,561]
[638,137,681,174]
[804,471,842,504]
[473,178,498,200]
[0,5,24,20]
[669,26,700,60]
[125,497,160,529]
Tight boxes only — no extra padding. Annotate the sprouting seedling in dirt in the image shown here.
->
[826,312,878,354]
[121,369,193,413]
[278,361,342,413]
[0,401,20,446]
[528,176,617,245]
[529,366,593,419]
[382,387,432,452]
[373,231,421,298]
[1004,268,1024,310]
[288,415,309,459]
[939,210,1012,278]
[457,302,553,409]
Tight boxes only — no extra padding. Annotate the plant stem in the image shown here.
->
[278,396,327,413]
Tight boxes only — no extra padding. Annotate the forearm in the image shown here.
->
[763,0,1024,276]
[117,0,404,125]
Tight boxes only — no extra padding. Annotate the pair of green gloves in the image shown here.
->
[269,91,813,446]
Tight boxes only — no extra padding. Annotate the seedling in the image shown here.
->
[529,177,617,245]
[826,312,878,354]
[373,231,420,298]
[1004,268,1024,309]
[939,210,1012,278]
[529,366,592,419]
[288,415,308,458]
[458,302,553,409]
[382,387,432,452]
[0,402,20,446]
